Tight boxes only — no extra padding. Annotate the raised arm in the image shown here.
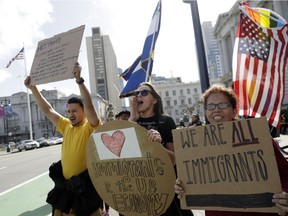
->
[73,62,101,127]
[24,77,61,127]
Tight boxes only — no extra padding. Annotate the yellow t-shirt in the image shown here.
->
[57,116,98,179]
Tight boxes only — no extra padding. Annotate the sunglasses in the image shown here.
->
[205,102,231,110]
[133,89,152,97]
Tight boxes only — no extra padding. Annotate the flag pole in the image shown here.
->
[145,0,161,82]
[23,44,33,140]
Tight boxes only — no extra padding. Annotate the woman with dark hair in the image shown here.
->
[129,82,193,216]
[129,82,175,162]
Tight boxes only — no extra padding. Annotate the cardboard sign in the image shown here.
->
[172,117,282,213]
[30,25,85,85]
[86,120,176,216]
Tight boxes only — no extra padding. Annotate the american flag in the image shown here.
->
[6,47,24,68]
[232,4,288,128]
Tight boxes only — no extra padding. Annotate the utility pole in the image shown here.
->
[183,0,210,93]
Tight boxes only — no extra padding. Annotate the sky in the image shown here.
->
[0,0,236,97]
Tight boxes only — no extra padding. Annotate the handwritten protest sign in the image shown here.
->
[86,120,176,216]
[30,25,85,85]
[173,117,282,213]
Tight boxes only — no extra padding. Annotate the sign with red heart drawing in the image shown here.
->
[93,128,142,159]
[86,120,176,216]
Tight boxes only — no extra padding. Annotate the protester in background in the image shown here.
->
[114,113,120,120]
[129,82,193,216]
[174,84,288,216]
[24,62,102,216]
[179,118,185,128]
[117,110,130,121]
[188,113,202,127]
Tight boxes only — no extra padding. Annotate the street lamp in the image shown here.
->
[182,0,210,93]
[1,97,12,144]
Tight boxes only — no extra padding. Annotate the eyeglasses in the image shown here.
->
[205,102,231,110]
[134,89,152,97]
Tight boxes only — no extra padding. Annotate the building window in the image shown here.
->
[187,88,191,94]
[181,99,185,106]
[180,89,183,96]
[188,98,192,104]
[165,91,169,97]
[194,88,198,93]
[174,100,177,106]
[173,90,176,96]
[97,79,104,84]
[166,101,170,106]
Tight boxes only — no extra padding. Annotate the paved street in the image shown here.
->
[0,170,200,216]
[0,135,287,216]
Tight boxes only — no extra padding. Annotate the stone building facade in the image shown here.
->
[0,90,107,144]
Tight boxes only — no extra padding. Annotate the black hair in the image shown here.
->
[67,97,84,108]
[118,110,131,117]
[192,113,199,119]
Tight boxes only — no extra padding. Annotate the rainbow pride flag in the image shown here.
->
[233,2,288,128]
[241,4,286,28]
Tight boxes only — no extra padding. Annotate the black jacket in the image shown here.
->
[46,160,102,216]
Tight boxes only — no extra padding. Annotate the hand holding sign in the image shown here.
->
[173,118,282,213]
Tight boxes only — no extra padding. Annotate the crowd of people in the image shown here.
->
[25,62,288,216]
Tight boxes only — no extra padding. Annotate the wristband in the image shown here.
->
[76,77,84,84]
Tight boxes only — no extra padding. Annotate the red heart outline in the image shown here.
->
[101,130,125,157]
